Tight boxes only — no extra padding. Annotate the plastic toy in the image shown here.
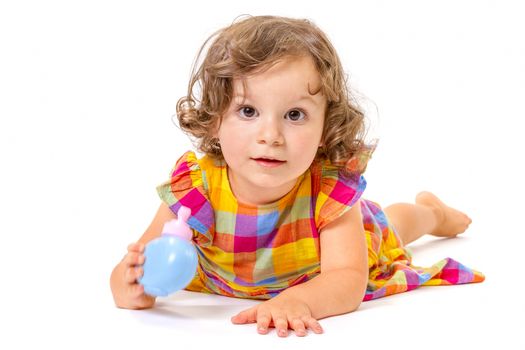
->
[139,206,198,296]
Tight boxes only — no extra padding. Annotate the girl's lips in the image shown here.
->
[252,158,286,168]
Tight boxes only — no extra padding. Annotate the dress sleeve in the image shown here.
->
[314,163,367,232]
[156,151,215,247]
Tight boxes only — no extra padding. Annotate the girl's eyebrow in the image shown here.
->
[294,94,323,107]
[232,94,320,105]
[297,95,318,103]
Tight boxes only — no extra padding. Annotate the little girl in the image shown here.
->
[110,15,484,337]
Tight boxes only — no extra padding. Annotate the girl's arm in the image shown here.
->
[282,199,368,318]
[231,200,368,336]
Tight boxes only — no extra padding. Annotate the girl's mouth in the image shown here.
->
[252,158,286,168]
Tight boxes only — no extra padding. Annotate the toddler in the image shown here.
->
[110,15,484,337]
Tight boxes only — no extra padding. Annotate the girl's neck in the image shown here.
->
[226,169,299,206]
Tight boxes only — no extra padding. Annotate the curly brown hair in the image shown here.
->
[176,15,373,174]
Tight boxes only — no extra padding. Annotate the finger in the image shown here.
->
[256,309,272,335]
[271,312,288,337]
[130,283,146,299]
[135,294,156,309]
[123,252,144,267]
[231,307,257,324]
[303,316,323,334]
[127,243,145,253]
[124,266,143,283]
[131,287,156,310]
[289,318,307,337]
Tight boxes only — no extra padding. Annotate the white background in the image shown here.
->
[1,0,524,349]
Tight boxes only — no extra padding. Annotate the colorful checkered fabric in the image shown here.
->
[361,200,484,300]
[156,151,484,301]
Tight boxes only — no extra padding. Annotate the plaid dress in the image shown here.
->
[156,151,484,301]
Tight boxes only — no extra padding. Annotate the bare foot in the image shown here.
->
[415,191,472,238]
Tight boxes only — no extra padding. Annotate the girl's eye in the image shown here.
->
[286,109,306,121]
[238,106,257,118]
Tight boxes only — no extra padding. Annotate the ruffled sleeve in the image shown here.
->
[156,151,215,247]
[314,162,367,232]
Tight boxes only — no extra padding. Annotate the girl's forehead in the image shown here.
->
[233,56,323,98]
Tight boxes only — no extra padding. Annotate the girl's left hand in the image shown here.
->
[231,293,324,337]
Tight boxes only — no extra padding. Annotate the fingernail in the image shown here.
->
[278,329,287,337]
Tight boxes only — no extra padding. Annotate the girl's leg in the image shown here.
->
[383,191,472,246]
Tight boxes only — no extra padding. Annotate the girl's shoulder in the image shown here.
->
[311,158,367,198]
[156,151,216,246]
[311,158,367,231]
[160,150,225,190]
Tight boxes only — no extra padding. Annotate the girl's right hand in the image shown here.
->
[110,242,156,309]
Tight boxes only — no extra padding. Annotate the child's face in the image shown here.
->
[216,55,326,204]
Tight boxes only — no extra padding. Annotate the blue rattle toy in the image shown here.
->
[139,206,198,297]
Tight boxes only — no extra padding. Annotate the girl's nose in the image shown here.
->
[256,115,284,146]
